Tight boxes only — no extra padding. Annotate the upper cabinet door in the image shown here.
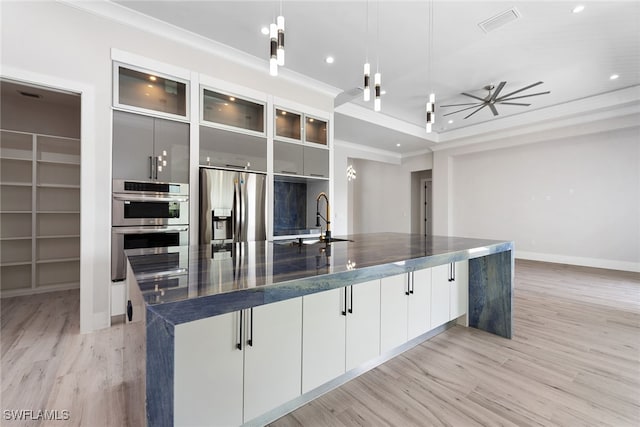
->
[112,110,155,181]
[304,116,328,146]
[114,63,189,120]
[275,108,302,141]
[202,88,265,135]
[154,118,190,184]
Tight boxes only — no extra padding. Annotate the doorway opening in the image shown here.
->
[0,79,81,298]
[411,170,432,236]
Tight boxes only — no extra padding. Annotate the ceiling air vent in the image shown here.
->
[478,7,521,33]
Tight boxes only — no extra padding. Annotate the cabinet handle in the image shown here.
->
[126,300,133,322]
[226,164,246,169]
[342,287,347,316]
[248,308,254,347]
[309,173,325,178]
[148,156,154,179]
[281,170,298,175]
[405,274,410,296]
[348,286,353,314]
[237,310,243,350]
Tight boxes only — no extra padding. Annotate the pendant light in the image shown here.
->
[269,23,278,76]
[374,72,381,111]
[425,0,435,132]
[276,1,285,66]
[374,0,382,112]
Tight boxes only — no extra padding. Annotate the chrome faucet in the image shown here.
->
[315,192,331,241]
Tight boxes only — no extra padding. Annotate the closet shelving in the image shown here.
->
[1,129,80,296]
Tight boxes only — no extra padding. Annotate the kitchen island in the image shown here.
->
[124,233,513,426]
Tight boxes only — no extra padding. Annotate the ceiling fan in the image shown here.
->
[440,81,550,119]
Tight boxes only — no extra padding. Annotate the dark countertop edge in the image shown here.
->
[147,240,514,326]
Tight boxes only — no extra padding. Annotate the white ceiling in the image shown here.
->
[110,1,640,153]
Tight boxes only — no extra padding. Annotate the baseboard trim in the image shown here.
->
[0,282,79,299]
[515,250,639,273]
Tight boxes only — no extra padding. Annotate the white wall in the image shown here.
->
[438,120,640,272]
[1,1,333,331]
[0,87,80,138]
[332,140,433,235]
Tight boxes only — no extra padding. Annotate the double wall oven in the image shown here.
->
[111,179,189,281]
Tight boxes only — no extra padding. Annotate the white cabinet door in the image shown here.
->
[431,264,451,328]
[380,274,408,353]
[243,298,303,422]
[450,261,469,322]
[174,312,244,427]
[408,268,432,340]
[346,280,381,371]
[302,288,346,393]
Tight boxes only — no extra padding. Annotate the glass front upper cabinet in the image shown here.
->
[114,63,188,119]
[304,116,328,146]
[275,108,302,141]
[202,89,265,134]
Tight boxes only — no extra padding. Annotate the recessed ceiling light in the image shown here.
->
[325,56,335,64]
[229,96,235,101]
[396,143,401,147]
[448,119,454,124]
[572,5,585,14]
[381,90,387,95]
[610,74,619,80]
[149,75,157,81]
[261,26,270,35]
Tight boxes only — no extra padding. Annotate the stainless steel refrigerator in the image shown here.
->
[199,168,267,244]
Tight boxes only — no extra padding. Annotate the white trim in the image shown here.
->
[62,0,340,99]
[335,103,433,142]
[1,65,98,333]
[334,139,402,163]
[111,48,191,81]
[189,72,200,246]
[516,250,640,273]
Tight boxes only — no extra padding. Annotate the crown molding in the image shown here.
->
[58,0,341,98]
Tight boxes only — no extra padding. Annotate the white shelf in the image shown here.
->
[36,257,80,264]
[37,159,80,166]
[37,211,81,214]
[1,156,32,162]
[36,234,80,239]
[37,184,81,189]
[0,261,32,267]
[0,236,32,241]
[0,182,32,187]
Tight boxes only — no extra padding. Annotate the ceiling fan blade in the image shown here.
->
[464,104,488,119]
[498,102,531,106]
[442,104,483,116]
[498,91,551,102]
[440,102,480,107]
[489,103,499,116]
[490,81,506,102]
[461,92,487,102]
[496,81,543,101]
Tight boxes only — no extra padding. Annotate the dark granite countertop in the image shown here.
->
[127,233,513,325]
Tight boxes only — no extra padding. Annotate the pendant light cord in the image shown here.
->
[376,0,380,72]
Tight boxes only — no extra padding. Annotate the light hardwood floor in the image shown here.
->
[1,260,639,426]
